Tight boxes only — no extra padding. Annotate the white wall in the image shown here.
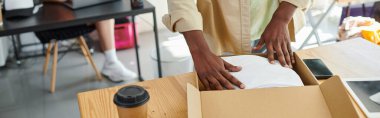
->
[136,0,169,33]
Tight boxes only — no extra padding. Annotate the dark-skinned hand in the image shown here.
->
[253,1,297,68]
[183,30,245,90]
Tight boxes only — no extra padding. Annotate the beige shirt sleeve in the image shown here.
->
[162,0,203,32]
[279,0,311,10]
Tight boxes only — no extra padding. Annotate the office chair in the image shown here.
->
[35,24,102,93]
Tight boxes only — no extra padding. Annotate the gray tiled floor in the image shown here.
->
[0,30,178,118]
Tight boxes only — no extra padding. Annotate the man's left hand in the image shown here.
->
[253,1,297,68]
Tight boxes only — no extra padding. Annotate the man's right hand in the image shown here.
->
[183,30,245,90]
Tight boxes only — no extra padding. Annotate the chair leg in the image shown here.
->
[43,42,53,76]
[78,36,103,80]
[77,37,91,64]
[51,41,58,93]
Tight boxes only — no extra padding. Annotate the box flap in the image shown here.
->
[187,84,202,118]
[294,53,319,85]
[199,86,332,118]
[319,76,360,118]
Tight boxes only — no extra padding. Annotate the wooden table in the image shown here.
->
[77,73,198,118]
[78,38,379,118]
[296,38,380,78]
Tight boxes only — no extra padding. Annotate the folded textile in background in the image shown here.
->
[338,16,378,40]
[4,0,42,19]
[222,55,304,89]
[338,16,380,46]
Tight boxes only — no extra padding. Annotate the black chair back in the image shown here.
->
[35,24,95,44]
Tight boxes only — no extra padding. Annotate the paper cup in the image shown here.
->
[114,85,150,118]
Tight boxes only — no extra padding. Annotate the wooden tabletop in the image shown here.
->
[78,38,379,118]
[296,38,380,79]
[77,73,198,118]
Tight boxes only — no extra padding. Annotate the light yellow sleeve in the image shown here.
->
[279,0,312,11]
[162,0,203,32]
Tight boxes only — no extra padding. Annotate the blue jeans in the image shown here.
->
[251,39,266,53]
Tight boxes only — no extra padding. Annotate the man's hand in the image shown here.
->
[253,2,297,68]
[183,30,245,90]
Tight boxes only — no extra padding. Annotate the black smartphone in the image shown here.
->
[303,59,333,80]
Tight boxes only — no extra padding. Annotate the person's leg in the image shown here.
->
[96,19,115,51]
[96,19,137,83]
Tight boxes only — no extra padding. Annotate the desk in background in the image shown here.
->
[0,0,162,79]
[78,39,379,118]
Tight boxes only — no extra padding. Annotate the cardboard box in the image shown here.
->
[187,54,360,118]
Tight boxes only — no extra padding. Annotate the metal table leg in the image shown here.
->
[11,35,21,64]
[16,34,22,52]
[152,9,163,78]
[131,16,143,81]
[299,0,336,50]
[306,12,322,46]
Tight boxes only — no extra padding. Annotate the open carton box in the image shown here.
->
[187,53,360,118]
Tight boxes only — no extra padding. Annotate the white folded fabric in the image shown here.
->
[5,0,34,10]
[4,0,41,18]
[222,55,304,89]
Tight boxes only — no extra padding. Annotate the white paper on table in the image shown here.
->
[222,55,304,89]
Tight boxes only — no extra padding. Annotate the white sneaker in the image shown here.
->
[101,60,138,83]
